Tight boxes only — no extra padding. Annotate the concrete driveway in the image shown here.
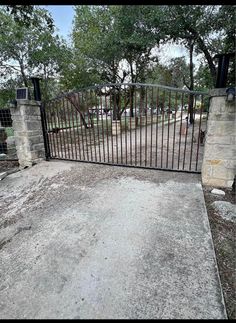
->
[0,161,226,319]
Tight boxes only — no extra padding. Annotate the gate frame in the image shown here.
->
[42,82,209,174]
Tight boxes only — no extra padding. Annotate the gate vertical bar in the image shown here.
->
[134,87,137,166]
[182,94,190,170]
[150,86,154,167]
[119,86,123,164]
[129,85,133,165]
[99,92,105,163]
[91,89,97,162]
[144,86,148,167]
[73,98,81,161]
[110,87,114,164]
[71,101,79,160]
[171,92,178,169]
[177,93,184,170]
[166,90,171,168]
[161,90,165,168]
[104,90,110,163]
[189,95,197,171]
[65,97,74,160]
[56,99,64,159]
[85,91,93,161]
[62,97,71,159]
[155,88,160,168]
[139,86,143,166]
[45,102,53,157]
[78,93,86,161]
[195,95,204,171]
[125,86,128,164]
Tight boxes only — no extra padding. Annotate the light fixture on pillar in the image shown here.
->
[226,87,235,102]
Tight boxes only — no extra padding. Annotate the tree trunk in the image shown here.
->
[188,41,194,124]
[188,27,217,85]
[111,61,120,121]
[139,86,146,116]
[130,86,134,118]
[66,94,89,128]
[112,90,117,121]
[129,61,135,118]
[116,91,122,121]
[19,61,28,87]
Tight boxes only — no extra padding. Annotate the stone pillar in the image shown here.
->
[202,88,236,188]
[112,120,121,135]
[10,100,45,168]
[128,117,139,129]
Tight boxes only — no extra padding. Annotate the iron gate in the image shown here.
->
[42,83,208,173]
[0,108,18,162]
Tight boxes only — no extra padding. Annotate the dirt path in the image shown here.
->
[48,114,207,172]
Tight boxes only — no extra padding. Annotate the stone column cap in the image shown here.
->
[16,99,41,106]
[209,88,236,97]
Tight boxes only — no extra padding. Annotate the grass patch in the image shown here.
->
[5,127,14,137]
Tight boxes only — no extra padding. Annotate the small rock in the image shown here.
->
[212,201,236,222]
[17,225,32,233]
[0,153,7,160]
[0,172,7,180]
[211,188,225,196]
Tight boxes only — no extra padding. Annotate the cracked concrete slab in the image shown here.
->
[0,161,227,319]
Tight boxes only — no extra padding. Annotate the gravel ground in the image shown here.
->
[0,160,19,173]
[203,186,236,320]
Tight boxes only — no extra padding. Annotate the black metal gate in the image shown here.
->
[42,83,208,173]
[0,108,18,162]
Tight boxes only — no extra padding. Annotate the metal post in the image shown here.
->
[30,77,42,101]
[30,77,51,160]
[215,53,235,88]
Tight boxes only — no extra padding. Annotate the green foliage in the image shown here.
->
[147,57,191,89]
[0,4,235,108]
[195,63,214,91]
[0,81,16,108]
[71,5,161,87]
[0,7,69,103]
[59,49,102,91]
[4,5,54,31]
[72,5,122,83]
[147,5,235,87]
[70,5,235,92]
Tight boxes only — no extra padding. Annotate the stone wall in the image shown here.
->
[10,100,45,168]
[202,88,236,188]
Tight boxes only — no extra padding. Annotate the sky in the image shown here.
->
[41,5,74,38]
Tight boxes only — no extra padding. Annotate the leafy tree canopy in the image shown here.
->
[4,5,54,31]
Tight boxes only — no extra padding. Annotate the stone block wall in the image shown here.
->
[10,100,45,168]
[202,88,236,188]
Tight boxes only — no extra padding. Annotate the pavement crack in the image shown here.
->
[0,225,32,251]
